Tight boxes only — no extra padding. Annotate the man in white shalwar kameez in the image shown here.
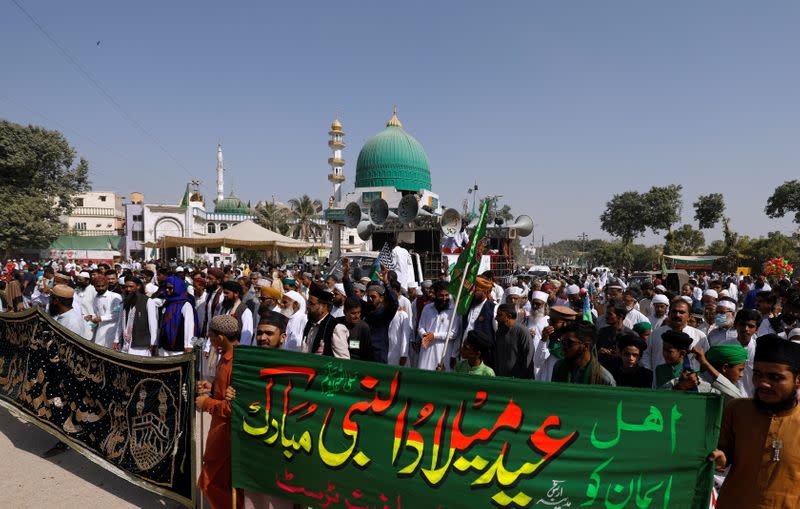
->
[90,274,122,349]
[417,282,462,372]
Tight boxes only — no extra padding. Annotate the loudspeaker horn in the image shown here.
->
[357,220,375,241]
[440,208,462,238]
[509,215,534,237]
[369,198,396,226]
[398,194,419,224]
[466,216,480,230]
[344,202,364,228]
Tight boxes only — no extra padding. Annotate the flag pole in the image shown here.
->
[437,258,471,370]
[196,348,205,509]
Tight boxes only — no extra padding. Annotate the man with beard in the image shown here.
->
[551,320,615,386]
[641,298,709,372]
[708,298,738,345]
[279,290,307,352]
[238,276,259,329]
[534,305,579,381]
[201,268,225,374]
[104,269,122,294]
[709,334,800,508]
[330,283,346,318]
[157,276,197,356]
[302,286,348,357]
[461,276,497,367]
[493,303,534,378]
[342,258,398,363]
[648,294,670,329]
[638,281,655,317]
[417,281,461,371]
[73,271,95,317]
[50,285,92,340]
[757,294,800,338]
[115,276,158,356]
[217,280,254,346]
[89,274,122,348]
[256,286,281,319]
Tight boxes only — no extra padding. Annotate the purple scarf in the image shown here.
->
[159,276,198,349]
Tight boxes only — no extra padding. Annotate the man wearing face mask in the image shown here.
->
[758,295,800,338]
[708,298,738,346]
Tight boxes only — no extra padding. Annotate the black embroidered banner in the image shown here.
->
[0,308,195,507]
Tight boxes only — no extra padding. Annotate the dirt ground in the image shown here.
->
[0,407,210,508]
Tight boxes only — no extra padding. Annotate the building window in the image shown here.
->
[75,222,86,230]
[99,195,107,202]
[75,198,84,207]
[348,235,355,244]
[132,214,143,222]
[220,223,228,231]
[130,250,145,260]
[207,223,216,234]
[132,231,145,241]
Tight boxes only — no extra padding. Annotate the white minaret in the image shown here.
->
[216,143,224,202]
[327,118,346,205]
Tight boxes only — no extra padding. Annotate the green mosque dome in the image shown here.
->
[215,192,249,214]
[354,110,432,192]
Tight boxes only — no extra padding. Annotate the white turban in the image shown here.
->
[333,283,346,295]
[655,284,667,292]
[566,284,581,296]
[717,299,736,312]
[283,290,303,304]
[531,291,549,303]
[507,287,525,297]
[680,296,693,305]
[652,294,669,306]
[703,289,718,299]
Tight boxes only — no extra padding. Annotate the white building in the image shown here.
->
[65,191,125,236]
[123,145,254,261]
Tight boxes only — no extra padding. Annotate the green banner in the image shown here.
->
[231,347,721,509]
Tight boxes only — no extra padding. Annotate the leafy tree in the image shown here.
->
[0,119,90,259]
[693,193,726,229]
[288,195,323,241]
[740,231,800,273]
[254,201,289,235]
[644,185,683,234]
[664,224,705,255]
[765,180,800,226]
[600,191,648,247]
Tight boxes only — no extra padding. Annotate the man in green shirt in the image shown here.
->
[455,330,495,377]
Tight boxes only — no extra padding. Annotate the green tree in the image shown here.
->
[288,195,323,241]
[600,191,649,247]
[765,180,800,227]
[740,231,800,273]
[644,185,683,234]
[693,193,726,229]
[254,201,290,235]
[0,119,91,258]
[664,224,705,255]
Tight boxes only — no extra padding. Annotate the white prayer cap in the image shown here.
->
[176,266,184,272]
[408,281,419,289]
[566,284,581,296]
[145,282,159,297]
[703,289,718,299]
[655,284,667,292]
[680,296,693,305]
[78,271,91,279]
[719,290,730,298]
[531,291,549,303]
[788,328,800,341]
[257,278,270,287]
[507,287,525,297]
[652,294,669,306]
[284,290,302,303]
[333,283,345,295]
[717,299,736,312]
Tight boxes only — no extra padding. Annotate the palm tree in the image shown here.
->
[254,201,289,235]
[288,195,323,241]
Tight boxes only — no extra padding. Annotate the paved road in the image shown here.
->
[0,407,209,508]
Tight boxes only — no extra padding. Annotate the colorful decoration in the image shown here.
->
[764,257,794,277]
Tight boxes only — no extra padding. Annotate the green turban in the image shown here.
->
[632,322,652,335]
[706,344,748,368]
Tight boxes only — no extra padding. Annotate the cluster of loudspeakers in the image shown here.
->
[343,195,533,241]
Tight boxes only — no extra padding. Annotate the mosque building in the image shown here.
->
[123,144,254,261]
[325,108,443,259]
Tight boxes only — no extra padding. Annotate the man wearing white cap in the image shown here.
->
[702,289,719,309]
[621,289,650,330]
[50,285,92,340]
[708,298,738,346]
[331,283,346,318]
[648,294,670,329]
[73,271,96,317]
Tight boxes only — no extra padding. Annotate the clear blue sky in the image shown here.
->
[3,1,798,245]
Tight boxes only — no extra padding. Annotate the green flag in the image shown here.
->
[661,256,669,280]
[448,199,489,315]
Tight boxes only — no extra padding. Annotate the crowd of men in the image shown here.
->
[2,256,800,508]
